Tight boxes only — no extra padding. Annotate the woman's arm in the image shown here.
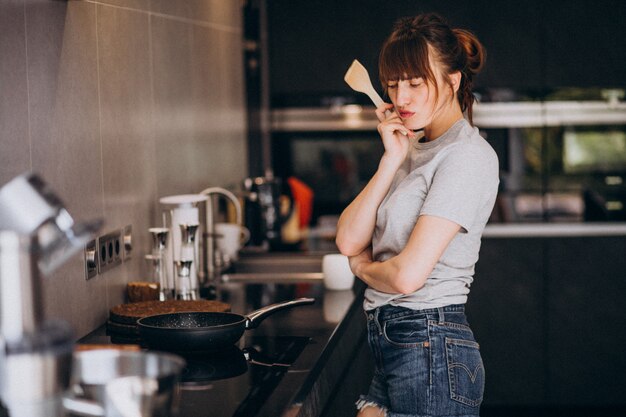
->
[336,104,415,256]
[335,156,401,256]
[351,214,461,294]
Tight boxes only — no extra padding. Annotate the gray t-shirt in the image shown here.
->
[364,118,499,311]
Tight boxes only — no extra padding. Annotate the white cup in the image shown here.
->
[215,223,250,261]
[322,253,354,290]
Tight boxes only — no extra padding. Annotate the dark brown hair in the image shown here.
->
[379,13,485,124]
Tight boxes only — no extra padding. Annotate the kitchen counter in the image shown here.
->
[78,278,371,417]
[483,222,626,237]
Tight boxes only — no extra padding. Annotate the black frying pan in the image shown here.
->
[137,298,314,351]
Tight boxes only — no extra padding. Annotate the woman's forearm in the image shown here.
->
[355,215,461,295]
[354,260,400,293]
[336,156,402,256]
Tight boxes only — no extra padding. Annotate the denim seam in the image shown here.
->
[381,321,430,348]
[427,322,433,413]
[381,310,461,321]
[368,321,386,371]
[428,319,473,332]
[446,337,480,349]
[374,308,384,335]
[384,311,426,321]
[385,316,429,327]
[377,307,465,323]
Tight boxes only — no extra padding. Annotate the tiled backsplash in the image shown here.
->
[0,0,247,338]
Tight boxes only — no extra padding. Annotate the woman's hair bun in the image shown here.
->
[453,28,486,75]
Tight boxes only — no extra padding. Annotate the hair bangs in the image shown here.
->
[379,36,432,88]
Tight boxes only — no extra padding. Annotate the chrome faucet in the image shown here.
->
[199,187,242,286]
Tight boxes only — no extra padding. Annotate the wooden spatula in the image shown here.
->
[344,59,414,138]
[344,59,385,108]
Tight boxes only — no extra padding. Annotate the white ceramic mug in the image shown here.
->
[322,253,354,290]
[215,223,250,261]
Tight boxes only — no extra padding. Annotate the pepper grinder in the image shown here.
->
[148,227,172,301]
[177,223,199,300]
[174,260,195,300]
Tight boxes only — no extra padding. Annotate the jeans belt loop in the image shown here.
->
[437,306,445,324]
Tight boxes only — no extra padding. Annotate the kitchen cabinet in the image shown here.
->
[468,235,626,407]
[265,0,626,106]
[542,0,626,89]
[468,238,546,405]
[545,237,626,405]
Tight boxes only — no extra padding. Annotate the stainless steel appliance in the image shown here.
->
[0,172,101,417]
[64,349,185,417]
[0,173,102,275]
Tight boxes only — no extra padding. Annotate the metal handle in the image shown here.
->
[244,297,315,329]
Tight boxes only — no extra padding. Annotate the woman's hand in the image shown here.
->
[375,103,414,165]
[348,246,397,294]
[348,246,373,278]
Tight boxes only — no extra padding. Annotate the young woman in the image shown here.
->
[336,13,499,417]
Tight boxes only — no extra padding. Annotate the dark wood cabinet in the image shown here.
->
[265,0,626,106]
[545,237,626,405]
[469,235,626,407]
[542,1,626,88]
[469,238,547,405]
[468,3,543,90]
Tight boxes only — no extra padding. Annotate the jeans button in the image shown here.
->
[368,314,374,320]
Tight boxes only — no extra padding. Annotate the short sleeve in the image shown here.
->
[420,142,499,233]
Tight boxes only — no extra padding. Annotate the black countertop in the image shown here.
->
[78,278,368,417]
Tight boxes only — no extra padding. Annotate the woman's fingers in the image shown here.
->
[375,103,395,121]
[379,120,414,138]
[376,103,415,139]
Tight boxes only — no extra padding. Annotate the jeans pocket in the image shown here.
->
[382,316,429,348]
[445,337,485,407]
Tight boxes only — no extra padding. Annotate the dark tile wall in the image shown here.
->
[0,0,247,338]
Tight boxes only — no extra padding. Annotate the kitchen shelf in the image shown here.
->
[271,101,626,132]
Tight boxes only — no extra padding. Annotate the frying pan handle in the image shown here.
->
[245,297,315,329]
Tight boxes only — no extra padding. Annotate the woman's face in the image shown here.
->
[387,57,453,130]
[385,63,455,131]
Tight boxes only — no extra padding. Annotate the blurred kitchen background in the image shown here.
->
[264,1,626,225]
[1,0,625,413]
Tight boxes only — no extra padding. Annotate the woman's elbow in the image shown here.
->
[335,231,367,257]
[335,238,363,257]
[392,269,427,295]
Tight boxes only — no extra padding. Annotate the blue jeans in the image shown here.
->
[357,304,484,417]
